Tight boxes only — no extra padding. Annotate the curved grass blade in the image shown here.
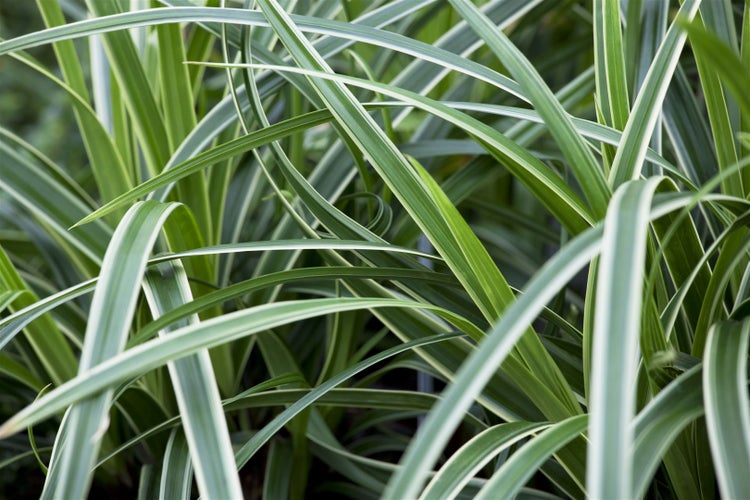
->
[448,0,610,218]
[408,155,579,412]
[35,0,133,207]
[0,139,110,264]
[631,364,704,498]
[383,221,604,499]
[223,387,453,414]
[692,229,750,356]
[235,73,680,184]
[389,0,540,119]
[75,94,595,234]
[263,439,293,500]
[255,0,514,325]
[137,465,158,500]
[636,2,668,166]
[703,320,750,498]
[84,1,170,177]
[691,11,741,196]
[586,178,662,499]
[593,0,629,130]
[143,261,242,499]
[663,67,717,185]
[0,125,96,210]
[650,179,712,336]
[0,7,524,102]
[233,331,461,468]
[199,64,596,234]
[255,0,582,423]
[0,300,465,437]
[0,239,439,353]
[681,16,750,193]
[608,0,701,186]
[133,265,455,346]
[420,422,548,500]
[155,21,212,244]
[0,351,45,391]
[95,374,303,470]
[475,415,589,499]
[73,109,332,227]
[443,102,679,179]
[40,200,183,499]
[159,430,192,500]
[0,245,77,385]
[1,5,593,235]
[383,186,693,498]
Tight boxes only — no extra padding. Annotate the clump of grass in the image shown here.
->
[0,1,749,498]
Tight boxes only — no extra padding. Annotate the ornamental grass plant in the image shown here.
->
[0,0,749,498]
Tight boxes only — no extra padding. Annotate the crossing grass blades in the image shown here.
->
[0,0,749,498]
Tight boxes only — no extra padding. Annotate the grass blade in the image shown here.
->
[631,365,704,498]
[420,422,548,500]
[448,0,610,217]
[35,0,133,208]
[0,245,77,385]
[586,178,661,499]
[383,218,604,498]
[0,139,110,264]
[159,430,193,500]
[254,0,513,324]
[680,17,750,124]
[40,200,182,499]
[84,1,170,177]
[383,185,694,497]
[608,0,701,186]
[0,300,465,437]
[594,0,629,130]
[703,320,750,498]
[143,261,242,499]
[476,415,588,499]
[233,331,461,469]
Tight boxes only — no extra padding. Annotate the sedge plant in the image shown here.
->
[0,0,749,498]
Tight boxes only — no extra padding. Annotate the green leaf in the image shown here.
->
[383,188,694,498]
[159,430,192,500]
[594,0,629,130]
[155,21,212,245]
[420,421,548,500]
[35,0,133,208]
[233,332,462,468]
[84,0,171,177]
[631,365,704,498]
[0,245,77,385]
[692,229,750,356]
[143,261,242,499]
[0,139,110,264]
[587,179,662,499]
[0,300,464,437]
[263,440,293,500]
[0,239,439,354]
[703,320,750,499]
[608,0,701,186]
[256,0,537,326]
[476,415,589,499]
[383,218,603,499]
[686,10,741,196]
[448,0,610,218]
[40,200,183,499]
